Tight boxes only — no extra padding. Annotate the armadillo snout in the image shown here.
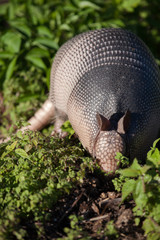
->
[94,131,126,173]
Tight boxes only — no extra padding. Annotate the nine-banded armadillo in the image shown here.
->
[24,28,160,173]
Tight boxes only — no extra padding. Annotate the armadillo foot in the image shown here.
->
[51,129,68,138]
[51,117,68,138]
[51,109,68,138]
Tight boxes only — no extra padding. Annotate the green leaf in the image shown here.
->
[143,218,160,236]
[16,131,23,139]
[119,159,143,176]
[0,2,8,15]
[59,24,71,31]
[133,179,147,208]
[6,141,18,151]
[130,159,142,171]
[135,217,140,226]
[9,21,32,37]
[152,138,160,148]
[0,52,14,59]
[8,1,16,20]
[15,148,30,159]
[5,56,18,81]
[122,179,136,201]
[26,47,50,58]
[61,120,75,137]
[79,1,101,10]
[119,0,142,12]
[118,168,139,177]
[134,178,142,195]
[1,32,21,53]
[140,165,151,175]
[28,5,44,25]
[1,150,10,159]
[147,147,160,168]
[32,138,38,147]
[32,38,58,50]
[37,26,53,38]
[25,55,47,69]
[25,144,33,152]
[143,221,153,235]
[16,93,41,102]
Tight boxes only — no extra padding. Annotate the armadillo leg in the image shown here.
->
[51,109,68,137]
[21,99,55,132]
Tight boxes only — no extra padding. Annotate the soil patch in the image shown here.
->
[31,172,146,239]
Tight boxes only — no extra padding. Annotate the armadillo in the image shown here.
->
[24,28,160,172]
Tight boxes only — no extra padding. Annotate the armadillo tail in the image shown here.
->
[0,100,55,143]
[21,99,55,131]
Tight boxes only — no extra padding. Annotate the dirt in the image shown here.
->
[33,172,146,240]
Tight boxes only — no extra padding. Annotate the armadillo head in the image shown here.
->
[93,110,130,173]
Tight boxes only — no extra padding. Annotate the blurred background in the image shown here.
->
[0,0,160,136]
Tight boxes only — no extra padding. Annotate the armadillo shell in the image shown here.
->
[49,28,160,160]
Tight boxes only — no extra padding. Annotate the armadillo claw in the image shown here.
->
[51,129,68,138]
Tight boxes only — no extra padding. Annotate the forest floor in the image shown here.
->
[31,172,146,240]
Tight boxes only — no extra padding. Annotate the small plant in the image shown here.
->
[59,216,119,240]
[61,120,75,138]
[104,220,119,239]
[0,127,93,239]
[58,215,91,240]
[114,139,160,240]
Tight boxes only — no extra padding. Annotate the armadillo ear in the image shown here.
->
[96,113,111,131]
[117,109,131,134]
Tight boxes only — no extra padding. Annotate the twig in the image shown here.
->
[83,214,109,222]
[84,198,122,223]
[58,190,84,223]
